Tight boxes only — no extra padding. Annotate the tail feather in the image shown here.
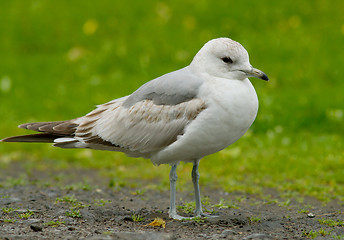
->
[19,120,78,135]
[1,120,79,143]
[1,133,61,143]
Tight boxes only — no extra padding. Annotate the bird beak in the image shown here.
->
[242,67,269,81]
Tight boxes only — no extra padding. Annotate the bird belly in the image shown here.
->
[151,78,258,165]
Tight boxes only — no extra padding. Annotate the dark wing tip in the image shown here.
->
[0,133,59,143]
[1,136,21,142]
[1,136,22,142]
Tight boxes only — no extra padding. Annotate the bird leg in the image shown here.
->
[169,164,186,220]
[169,161,215,220]
[192,160,215,217]
[192,160,204,216]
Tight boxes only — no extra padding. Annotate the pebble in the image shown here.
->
[115,215,133,222]
[30,224,43,232]
[80,209,96,223]
[221,229,237,237]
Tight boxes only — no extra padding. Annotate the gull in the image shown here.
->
[1,37,268,220]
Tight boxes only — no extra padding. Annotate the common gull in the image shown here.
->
[1,37,268,220]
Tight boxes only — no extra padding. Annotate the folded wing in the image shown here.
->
[65,97,206,156]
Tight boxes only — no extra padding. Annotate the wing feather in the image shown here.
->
[19,121,78,135]
[75,97,206,154]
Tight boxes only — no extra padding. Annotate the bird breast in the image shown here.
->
[151,78,258,165]
[189,77,258,149]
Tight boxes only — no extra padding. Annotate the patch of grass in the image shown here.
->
[203,208,217,214]
[55,195,89,208]
[304,230,318,239]
[332,235,344,239]
[65,208,82,218]
[56,195,78,204]
[304,229,337,239]
[56,195,90,215]
[4,177,28,187]
[298,209,309,214]
[18,209,34,219]
[63,181,92,191]
[318,228,332,237]
[108,178,126,189]
[93,199,111,206]
[199,197,216,214]
[193,216,205,223]
[131,214,145,222]
[1,207,16,214]
[213,198,239,209]
[44,220,65,227]
[177,202,195,214]
[131,189,146,195]
[277,199,291,208]
[72,201,90,209]
[201,196,211,206]
[177,200,217,215]
[318,219,344,227]
[182,216,205,223]
[3,219,17,223]
[249,216,261,223]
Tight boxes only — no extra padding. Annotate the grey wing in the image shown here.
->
[59,97,206,157]
[123,66,204,107]
[55,66,206,157]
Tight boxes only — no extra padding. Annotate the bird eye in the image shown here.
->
[221,57,233,64]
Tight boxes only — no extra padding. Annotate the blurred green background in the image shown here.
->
[0,0,343,201]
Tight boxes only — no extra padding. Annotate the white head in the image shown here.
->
[191,37,268,81]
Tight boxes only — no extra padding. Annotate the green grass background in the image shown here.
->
[0,0,343,201]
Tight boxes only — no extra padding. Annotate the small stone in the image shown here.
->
[115,215,133,222]
[30,224,43,232]
[221,229,237,237]
[80,209,96,223]
[307,213,315,218]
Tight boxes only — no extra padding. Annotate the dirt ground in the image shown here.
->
[0,164,343,240]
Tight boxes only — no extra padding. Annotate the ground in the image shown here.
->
[1,164,343,240]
